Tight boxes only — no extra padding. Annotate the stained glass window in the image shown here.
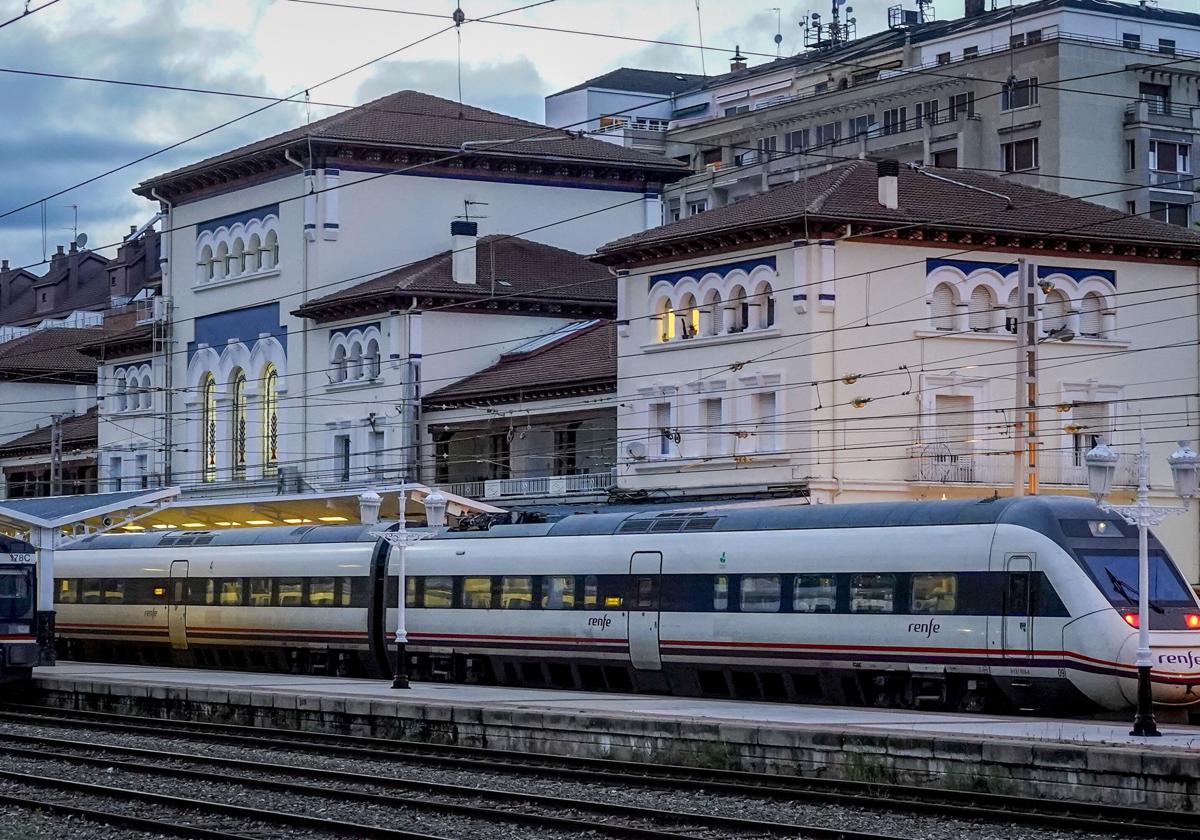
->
[231,370,247,479]
[202,374,217,483]
[262,364,279,477]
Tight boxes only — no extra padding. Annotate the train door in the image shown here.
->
[168,560,188,651]
[627,552,662,671]
[1001,554,1034,660]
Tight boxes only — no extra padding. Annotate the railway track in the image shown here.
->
[0,703,1189,839]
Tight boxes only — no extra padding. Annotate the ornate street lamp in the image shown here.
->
[1084,434,1195,736]
[371,488,447,689]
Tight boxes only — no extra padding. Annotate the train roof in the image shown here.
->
[0,533,35,554]
[61,495,1106,550]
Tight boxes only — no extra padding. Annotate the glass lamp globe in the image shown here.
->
[1169,440,1199,502]
[1084,440,1119,504]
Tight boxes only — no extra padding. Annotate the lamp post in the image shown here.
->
[370,488,447,689]
[1084,434,1198,736]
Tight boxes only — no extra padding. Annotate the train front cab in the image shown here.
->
[0,543,38,683]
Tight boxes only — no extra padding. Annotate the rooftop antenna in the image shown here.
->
[457,199,489,222]
[64,203,78,243]
[695,0,707,75]
[770,7,783,57]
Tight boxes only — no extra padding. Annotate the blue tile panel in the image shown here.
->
[188,302,287,362]
[648,256,777,291]
[197,204,280,236]
[926,258,1116,287]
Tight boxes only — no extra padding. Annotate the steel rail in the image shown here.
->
[0,737,896,840]
[0,766,459,839]
[0,789,254,839]
[0,704,1190,837]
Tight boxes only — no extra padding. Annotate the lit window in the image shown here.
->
[231,370,247,479]
[262,364,279,477]
[911,574,957,614]
[500,575,533,609]
[463,576,493,608]
[201,373,217,483]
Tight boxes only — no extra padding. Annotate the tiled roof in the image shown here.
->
[0,328,107,378]
[596,162,1200,256]
[77,324,154,360]
[424,321,615,408]
[138,90,686,192]
[0,408,97,458]
[550,68,708,98]
[296,235,616,319]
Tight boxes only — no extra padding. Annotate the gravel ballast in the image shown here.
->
[0,718,1157,840]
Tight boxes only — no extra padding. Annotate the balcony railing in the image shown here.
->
[445,470,616,501]
[1124,99,1200,127]
[909,438,1137,487]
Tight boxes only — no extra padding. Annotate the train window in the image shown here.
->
[583,575,598,609]
[462,576,493,609]
[911,574,956,614]
[308,578,336,607]
[500,576,533,610]
[541,576,575,609]
[423,576,453,608]
[713,575,729,610]
[55,579,78,605]
[0,569,31,618]
[405,577,418,608]
[187,578,213,606]
[81,579,103,605]
[217,579,243,606]
[276,578,303,607]
[337,577,353,607]
[249,578,272,606]
[850,574,895,613]
[793,575,836,613]
[740,575,781,613]
[102,579,125,605]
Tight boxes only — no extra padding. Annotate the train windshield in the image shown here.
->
[1079,550,1196,609]
[0,568,33,620]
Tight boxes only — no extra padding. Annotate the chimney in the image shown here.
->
[50,245,67,273]
[964,0,986,17]
[730,45,748,72]
[877,159,900,210]
[451,220,478,285]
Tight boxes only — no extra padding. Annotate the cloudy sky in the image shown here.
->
[0,0,1190,270]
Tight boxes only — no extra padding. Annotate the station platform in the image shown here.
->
[25,663,1200,808]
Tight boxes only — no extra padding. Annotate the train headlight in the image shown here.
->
[1122,612,1139,628]
[1186,614,1200,630]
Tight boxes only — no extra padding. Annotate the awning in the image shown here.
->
[0,487,180,532]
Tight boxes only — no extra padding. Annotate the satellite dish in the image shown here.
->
[74,232,88,249]
[626,441,647,461]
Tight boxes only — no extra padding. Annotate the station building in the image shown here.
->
[93,89,685,516]
[594,159,1200,580]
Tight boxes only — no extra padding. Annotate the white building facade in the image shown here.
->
[596,160,1200,580]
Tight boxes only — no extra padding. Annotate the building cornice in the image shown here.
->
[294,290,615,324]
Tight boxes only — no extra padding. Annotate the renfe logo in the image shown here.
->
[908,621,941,638]
[1158,650,1200,669]
[588,615,613,629]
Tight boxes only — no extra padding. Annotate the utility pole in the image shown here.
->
[1010,258,1038,497]
[49,414,63,497]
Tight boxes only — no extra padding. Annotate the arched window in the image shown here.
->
[968,286,994,332]
[140,373,152,410]
[1042,288,1069,334]
[332,343,348,383]
[263,230,279,269]
[214,242,229,280]
[931,283,956,331]
[202,374,217,483]
[701,289,723,336]
[1080,292,1104,338]
[753,281,775,329]
[677,293,699,339]
[114,373,127,412]
[231,238,246,275]
[261,364,279,477]
[366,338,381,378]
[230,369,247,479]
[246,234,261,272]
[198,245,214,282]
[653,297,675,342]
[728,285,748,332]
[349,341,364,380]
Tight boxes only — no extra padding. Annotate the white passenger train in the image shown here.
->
[53,496,1200,714]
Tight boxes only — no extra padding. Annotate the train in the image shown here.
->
[0,533,39,683]
[49,495,1200,714]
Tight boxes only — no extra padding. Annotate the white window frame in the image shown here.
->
[1003,138,1039,172]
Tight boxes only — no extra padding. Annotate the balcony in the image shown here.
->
[909,437,1137,488]
[1124,100,1200,130]
[446,470,615,502]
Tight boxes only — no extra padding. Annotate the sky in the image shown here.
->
[0,0,1192,271]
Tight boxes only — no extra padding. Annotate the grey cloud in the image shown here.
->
[355,55,548,123]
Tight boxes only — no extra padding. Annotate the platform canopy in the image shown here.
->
[101,484,502,532]
[0,487,180,534]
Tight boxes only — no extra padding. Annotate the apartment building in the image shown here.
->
[599,0,1200,227]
